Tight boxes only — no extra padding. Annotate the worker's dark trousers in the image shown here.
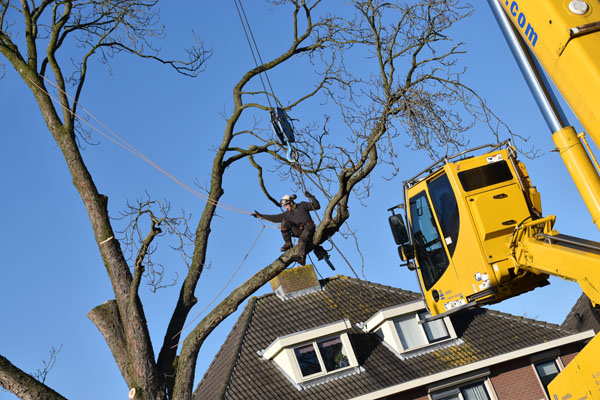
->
[281,220,315,253]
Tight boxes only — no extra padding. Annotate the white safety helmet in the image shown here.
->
[281,194,294,206]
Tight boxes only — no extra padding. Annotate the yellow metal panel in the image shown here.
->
[511,224,600,305]
[500,0,600,145]
[407,175,469,316]
[467,183,531,262]
[549,334,600,399]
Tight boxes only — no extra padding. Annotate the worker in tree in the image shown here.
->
[252,192,320,259]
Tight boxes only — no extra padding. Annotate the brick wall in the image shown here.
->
[365,347,583,400]
[489,357,546,400]
[559,342,581,367]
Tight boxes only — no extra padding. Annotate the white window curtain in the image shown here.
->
[431,388,460,400]
[460,382,490,400]
[395,314,427,349]
[419,311,450,342]
[536,360,560,378]
[535,359,560,396]
[436,393,460,400]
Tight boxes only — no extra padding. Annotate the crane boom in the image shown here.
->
[389,1,600,398]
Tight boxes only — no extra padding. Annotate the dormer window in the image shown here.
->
[395,310,450,350]
[260,319,361,388]
[362,300,459,357]
[294,335,350,377]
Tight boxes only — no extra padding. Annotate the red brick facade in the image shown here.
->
[379,344,581,400]
[559,343,580,367]
[489,357,547,400]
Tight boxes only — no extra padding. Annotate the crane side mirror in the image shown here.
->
[389,214,410,245]
[398,243,415,262]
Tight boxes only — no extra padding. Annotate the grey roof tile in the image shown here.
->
[195,275,577,400]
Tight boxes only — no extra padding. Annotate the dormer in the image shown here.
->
[259,319,361,389]
[362,299,460,358]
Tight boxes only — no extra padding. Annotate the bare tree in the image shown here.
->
[0,1,516,399]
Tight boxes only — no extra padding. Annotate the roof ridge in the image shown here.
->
[221,296,258,399]
[483,307,569,332]
[195,296,258,399]
[330,274,421,298]
[561,292,589,328]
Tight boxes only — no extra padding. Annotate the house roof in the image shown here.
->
[195,274,577,400]
[561,292,600,334]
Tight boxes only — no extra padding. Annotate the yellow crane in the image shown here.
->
[388,1,600,398]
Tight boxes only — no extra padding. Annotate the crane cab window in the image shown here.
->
[458,160,513,192]
[429,174,459,256]
[409,191,449,290]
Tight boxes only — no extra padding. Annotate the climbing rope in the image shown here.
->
[170,222,267,345]
[293,165,366,281]
[298,164,384,316]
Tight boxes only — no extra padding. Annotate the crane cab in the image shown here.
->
[391,143,550,316]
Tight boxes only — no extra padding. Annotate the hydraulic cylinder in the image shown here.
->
[553,126,600,230]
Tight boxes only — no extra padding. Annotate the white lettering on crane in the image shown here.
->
[505,0,538,47]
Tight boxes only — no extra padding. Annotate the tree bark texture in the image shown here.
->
[0,356,67,400]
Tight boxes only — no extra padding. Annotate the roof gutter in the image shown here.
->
[350,330,594,400]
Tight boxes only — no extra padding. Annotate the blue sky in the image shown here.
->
[0,2,594,399]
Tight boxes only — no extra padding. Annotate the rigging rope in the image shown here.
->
[27,74,288,344]
[234,0,299,164]
[27,68,372,354]
[30,55,371,346]
[233,0,278,108]
[309,254,353,331]
[31,74,258,217]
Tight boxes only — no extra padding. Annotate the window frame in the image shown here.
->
[531,356,564,400]
[430,379,496,400]
[409,190,450,290]
[428,172,460,257]
[260,319,360,385]
[362,300,458,356]
[393,310,452,352]
[291,333,353,380]
[457,159,513,192]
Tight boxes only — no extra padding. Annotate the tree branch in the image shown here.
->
[0,355,67,400]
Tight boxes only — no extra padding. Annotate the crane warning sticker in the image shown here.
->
[486,155,503,163]
[475,272,491,290]
[444,298,466,311]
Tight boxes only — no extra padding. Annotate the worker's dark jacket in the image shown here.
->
[260,196,320,225]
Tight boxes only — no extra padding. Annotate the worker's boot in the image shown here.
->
[280,242,292,251]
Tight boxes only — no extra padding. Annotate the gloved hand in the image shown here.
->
[251,210,261,218]
[304,191,313,198]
